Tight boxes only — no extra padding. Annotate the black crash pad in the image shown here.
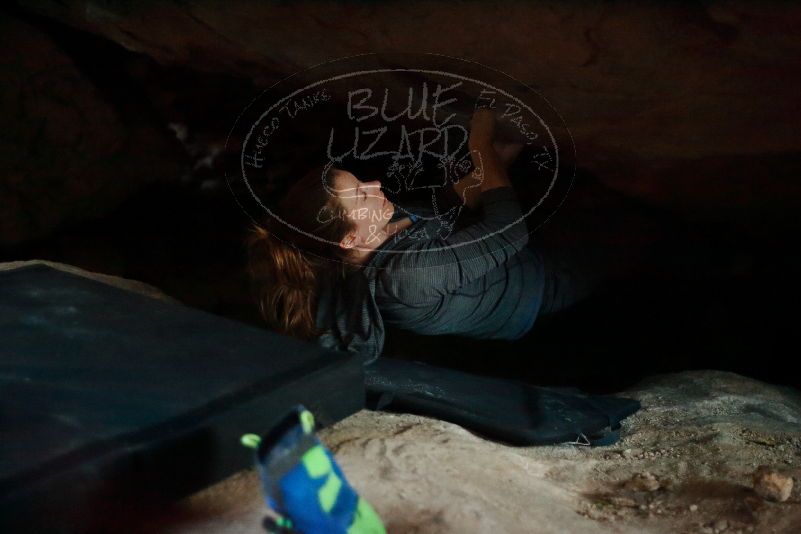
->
[0,264,363,532]
[365,358,640,446]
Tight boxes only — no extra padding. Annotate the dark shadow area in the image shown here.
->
[384,269,800,393]
[1,2,800,396]
[4,163,800,392]
[381,169,801,393]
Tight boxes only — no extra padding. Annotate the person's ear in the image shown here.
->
[339,231,358,250]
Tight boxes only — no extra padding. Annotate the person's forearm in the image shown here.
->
[452,169,482,210]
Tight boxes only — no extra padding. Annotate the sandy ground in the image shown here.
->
[7,261,799,533]
[136,370,800,534]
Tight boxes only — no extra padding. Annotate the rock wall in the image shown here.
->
[11,0,801,235]
[0,11,186,246]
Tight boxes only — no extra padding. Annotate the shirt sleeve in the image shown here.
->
[315,270,384,365]
[379,185,529,301]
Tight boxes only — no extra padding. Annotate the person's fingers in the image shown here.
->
[471,107,496,126]
[493,141,524,168]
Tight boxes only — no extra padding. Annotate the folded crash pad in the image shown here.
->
[365,357,640,446]
[0,264,364,532]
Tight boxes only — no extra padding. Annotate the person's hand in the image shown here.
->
[493,141,524,169]
[469,108,496,149]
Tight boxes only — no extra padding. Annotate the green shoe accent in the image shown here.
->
[240,433,262,449]
[301,444,332,478]
[347,498,386,534]
[300,409,315,434]
[318,472,343,513]
[275,515,293,529]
